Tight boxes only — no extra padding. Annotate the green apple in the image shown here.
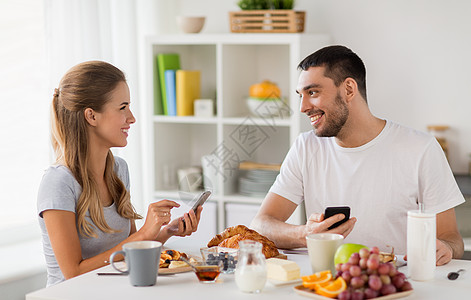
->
[334,243,369,265]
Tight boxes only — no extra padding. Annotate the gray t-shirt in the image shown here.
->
[37,156,131,287]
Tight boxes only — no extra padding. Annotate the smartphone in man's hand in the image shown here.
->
[324,206,350,230]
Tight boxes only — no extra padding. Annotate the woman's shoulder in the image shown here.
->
[113,156,129,174]
[41,164,76,185]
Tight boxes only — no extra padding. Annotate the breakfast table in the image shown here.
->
[26,239,470,300]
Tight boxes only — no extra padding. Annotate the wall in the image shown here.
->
[178,0,471,174]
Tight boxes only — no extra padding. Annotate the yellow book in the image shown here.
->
[176,70,201,116]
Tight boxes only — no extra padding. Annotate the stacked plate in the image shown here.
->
[239,169,279,197]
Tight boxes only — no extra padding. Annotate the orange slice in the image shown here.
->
[315,277,347,298]
[302,270,332,290]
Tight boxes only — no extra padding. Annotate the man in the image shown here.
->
[250,45,464,265]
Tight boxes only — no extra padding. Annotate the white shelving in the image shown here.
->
[142,34,330,233]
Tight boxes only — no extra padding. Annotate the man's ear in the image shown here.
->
[344,78,357,102]
[84,108,97,126]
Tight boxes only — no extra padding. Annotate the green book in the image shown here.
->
[153,55,163,115]
[157,53,180,115]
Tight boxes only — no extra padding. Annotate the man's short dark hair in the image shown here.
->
[298,45,367,102]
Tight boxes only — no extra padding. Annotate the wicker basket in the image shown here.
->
[229,10,305,33]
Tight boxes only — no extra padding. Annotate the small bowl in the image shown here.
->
[176,16,206,33]
[192,261,222,283]
[200,246,238,274]
[247,97,289,118]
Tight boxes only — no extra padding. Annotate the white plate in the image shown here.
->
[281,248,308,255]
[269,277,302,286]
[294,285,414,299]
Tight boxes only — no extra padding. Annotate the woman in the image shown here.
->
[37,61,202,287]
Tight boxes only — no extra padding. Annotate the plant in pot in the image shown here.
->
[229,0,304,33]
[237,0,295,10]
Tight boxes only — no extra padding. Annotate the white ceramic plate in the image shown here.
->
[293,285,414,299]
[269,277,302,286]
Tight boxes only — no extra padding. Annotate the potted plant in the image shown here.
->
[237,0,295,10]
[229,0,305,33]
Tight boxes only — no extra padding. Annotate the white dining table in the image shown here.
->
[26,246,470,300]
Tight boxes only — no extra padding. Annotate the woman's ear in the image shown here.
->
[84,108,97,126]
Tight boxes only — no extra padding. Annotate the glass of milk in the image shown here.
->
[235,240,267,293]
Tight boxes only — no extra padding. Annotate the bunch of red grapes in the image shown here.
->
[335,247,413,300]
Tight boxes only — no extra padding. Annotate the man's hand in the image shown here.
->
[304,213,356,238]
[436,239,453,266]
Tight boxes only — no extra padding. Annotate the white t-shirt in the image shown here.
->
[269,120,465,254]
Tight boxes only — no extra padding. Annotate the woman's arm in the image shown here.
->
[43,200,179,280]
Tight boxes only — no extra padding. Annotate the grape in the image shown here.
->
[338,290,352,300]
[401,281,413,291]
[361,273,368,283]
[342,270,352,283]
[370,246,380,255]
[368,253,379,261]
[367,257,379,270]
[351,290,365,300]
[359,248,370,259]
[350,276,365,289]
[392,274,405,289]
[388,265,398,277]
[342,262,352,272]
[368,274,382,291]
[377,263,390,275]
[337,270,344,278]
[349,252,360,265]
[380,274,391,285]
[366,268,378,275]
[350,265,362,277]
[336,263,343,272]
[364,288,379,299]
[380,283,397,296]
[359,258,368,269]
[395,271,406,280]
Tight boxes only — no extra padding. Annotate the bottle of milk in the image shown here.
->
[235,240,267,293]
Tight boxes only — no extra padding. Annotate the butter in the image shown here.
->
[266,258,300,281]
[168,261,188,269]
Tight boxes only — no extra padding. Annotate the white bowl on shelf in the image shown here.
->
[176,16,206,33]
[246,97,288,118]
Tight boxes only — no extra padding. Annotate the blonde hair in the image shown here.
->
[51,61,142,238]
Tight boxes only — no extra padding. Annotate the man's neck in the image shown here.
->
[335,114,386,148]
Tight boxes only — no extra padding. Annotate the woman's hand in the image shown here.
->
[158,206,203,242]
[139,200,180,240]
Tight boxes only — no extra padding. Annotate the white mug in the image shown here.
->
[407,210,436,281]
[306,233,344,273]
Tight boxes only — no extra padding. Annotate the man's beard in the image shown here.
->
[314,92,349,137]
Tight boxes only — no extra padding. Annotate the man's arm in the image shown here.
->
[251,192,306,248]
[436,207,464,265]
[251,192,356,249]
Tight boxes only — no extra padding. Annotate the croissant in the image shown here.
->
[207,225,279,258]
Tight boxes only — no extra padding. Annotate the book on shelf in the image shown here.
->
[153,56,163,115]
[157,53,180,115]
[176,70,201,116]
[164,70,177,116]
